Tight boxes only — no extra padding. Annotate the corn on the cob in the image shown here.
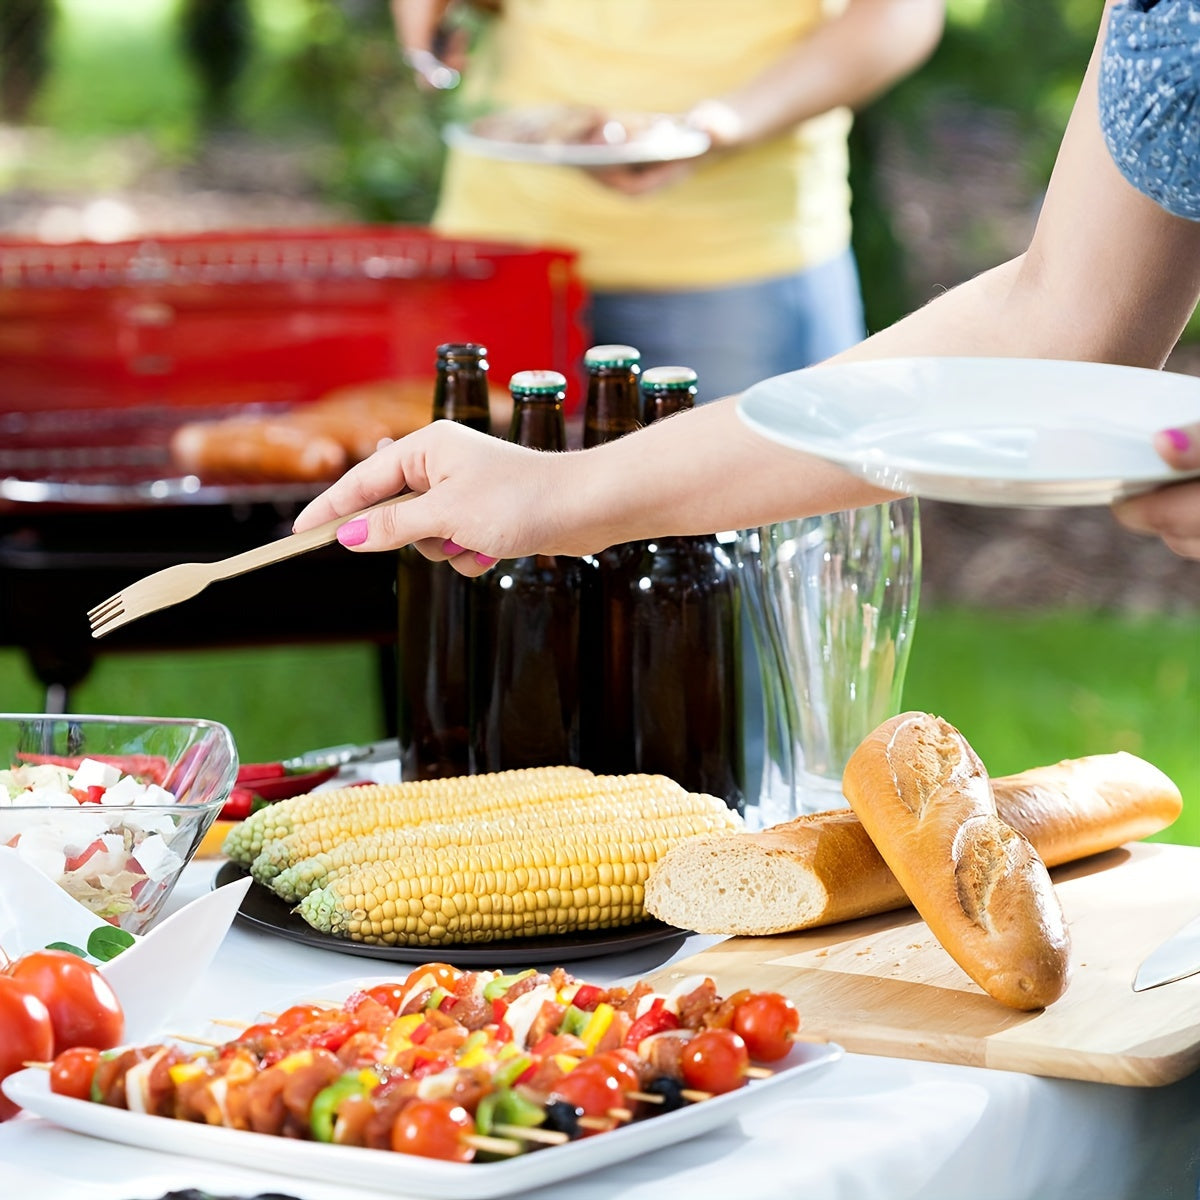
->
[221,765,593,864]
[295,816,725,946]
[267,788,737,902]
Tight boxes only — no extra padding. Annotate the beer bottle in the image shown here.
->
[579,344,643,772]
[470,371,590,770]
[396,342,491,779]
[581,344,641,448]
[603,366,745,811]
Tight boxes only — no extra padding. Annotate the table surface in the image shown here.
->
[5,856,1200,1200]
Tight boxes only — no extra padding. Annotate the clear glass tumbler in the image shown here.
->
[742,498,921,820]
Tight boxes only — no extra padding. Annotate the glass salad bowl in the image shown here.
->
[0,714,238,934]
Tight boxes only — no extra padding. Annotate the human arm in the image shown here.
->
[296,1,1200,564]
[596,0,945,196]
[390,0,472,87]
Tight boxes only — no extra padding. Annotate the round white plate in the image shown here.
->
[445,108,710,166]
[737,357,1200,507]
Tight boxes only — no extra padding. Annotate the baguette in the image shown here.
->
[843,712,1070,1009]
[643,749,1181,937]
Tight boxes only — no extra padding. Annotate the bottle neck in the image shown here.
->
[434,366,491,432]
[508,397,567,452]
[583,369,641,447]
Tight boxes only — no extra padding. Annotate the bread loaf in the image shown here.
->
[643,749,1180,938]
[844,712,1071,1009]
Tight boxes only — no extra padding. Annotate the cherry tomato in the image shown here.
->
[579,1051,640,1097]
[551,1064,623,1117]
[0,976,54,1121]
[48,1046,101,1101]
[403,963,462,994]
[364,983,408,1014]
[390,1099,474,1162]
[5,951,124,1055]
[272,1004,327,1034]
[731,992,801,1063]
[680,1028,749,1095]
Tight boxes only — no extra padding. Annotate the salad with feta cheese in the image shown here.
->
[0,757,194,930]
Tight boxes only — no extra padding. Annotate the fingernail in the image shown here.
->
[442,539,467,556]
[1161,428,1191,452]
[474,553,498,567]
[337,518,369,547]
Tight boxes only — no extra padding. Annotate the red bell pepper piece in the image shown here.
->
[624,999,680,1049]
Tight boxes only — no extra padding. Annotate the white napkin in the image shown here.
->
[0,846,248,1040]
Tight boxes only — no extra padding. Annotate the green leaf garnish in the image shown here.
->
[45,941,88,958]
[87,925,136,961]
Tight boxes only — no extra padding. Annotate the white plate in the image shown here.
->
[737,357,1200,507]
[445,108,710,166]
[3,1041,841,1199]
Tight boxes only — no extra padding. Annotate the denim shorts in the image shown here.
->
[587,246,867,403]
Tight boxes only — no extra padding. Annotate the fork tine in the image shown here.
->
[87,595,123,622]
[89,606,127,638]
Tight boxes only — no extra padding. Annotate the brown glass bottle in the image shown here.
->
[396,343,491,779]
[470,371,591,770]
[601,367,744,811]
[581,344,641,448]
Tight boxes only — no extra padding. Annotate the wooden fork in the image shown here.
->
[87,495,416,639]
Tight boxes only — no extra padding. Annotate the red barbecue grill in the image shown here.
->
[0,226,589,718]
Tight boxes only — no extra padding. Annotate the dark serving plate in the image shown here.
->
[215,861,690,968]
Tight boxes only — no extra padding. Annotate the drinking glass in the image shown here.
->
[740,499,921,821]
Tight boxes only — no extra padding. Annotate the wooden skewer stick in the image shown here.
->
[745,1066,773,1079]
[168,1033,227,1048]
[464,1132,523,1157]
[209,1017,250,1030]
[492,1123,569,1145]
[23,1061,52,1070]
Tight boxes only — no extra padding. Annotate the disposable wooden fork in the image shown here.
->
[88,495,416,639]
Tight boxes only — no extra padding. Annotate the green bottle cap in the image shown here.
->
[640,366,698,389]
[509,369,567,395]
[584,344,641,368]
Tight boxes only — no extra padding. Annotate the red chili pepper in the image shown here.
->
[624,1000,680,1049]
[219,787,258,821]
[236,763,288,783]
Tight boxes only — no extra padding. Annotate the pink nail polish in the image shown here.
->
[442,539,467,556]
[474,553,498,567]
[337,518,369,547]
[1162,427,1191,452]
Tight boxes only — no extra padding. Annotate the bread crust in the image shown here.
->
[643,749,1180,942]
[843,712,1070,1010]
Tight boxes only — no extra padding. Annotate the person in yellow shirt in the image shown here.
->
[394,0,946,401]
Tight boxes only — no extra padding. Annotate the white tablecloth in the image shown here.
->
[5,859,1200,1200]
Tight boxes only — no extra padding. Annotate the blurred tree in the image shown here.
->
[181,0,253,128]
[0,0,55,122]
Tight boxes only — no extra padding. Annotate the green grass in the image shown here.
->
[901,608,1200,844]
[0,644,386,766]
[1,605,1195,840]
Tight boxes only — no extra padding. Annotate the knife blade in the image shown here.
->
[1133,911,1200,991]
[283,738,399,771]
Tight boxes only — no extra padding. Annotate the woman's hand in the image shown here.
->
[1112,422,1200,560]
[291,421,602,574]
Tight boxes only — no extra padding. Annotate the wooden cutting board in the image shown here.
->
[646,840,1200,1086]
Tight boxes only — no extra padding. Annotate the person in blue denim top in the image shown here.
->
[296,0,1200,567]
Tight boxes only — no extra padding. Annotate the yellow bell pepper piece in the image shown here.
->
[580,1003,615,1055]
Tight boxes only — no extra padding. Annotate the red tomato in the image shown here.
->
[551,1065,623,1117]
[391,1099,474,1162]
[731,992,801,1063]
[680,1028,749,1095]
[5,951,124,1055]
[48,1046,102,1101]
[272,1004,327,1034]
[403,962,462,993]
[0,976,55,1120]
[364,983,408,1014]
[587,1050,642,1096]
